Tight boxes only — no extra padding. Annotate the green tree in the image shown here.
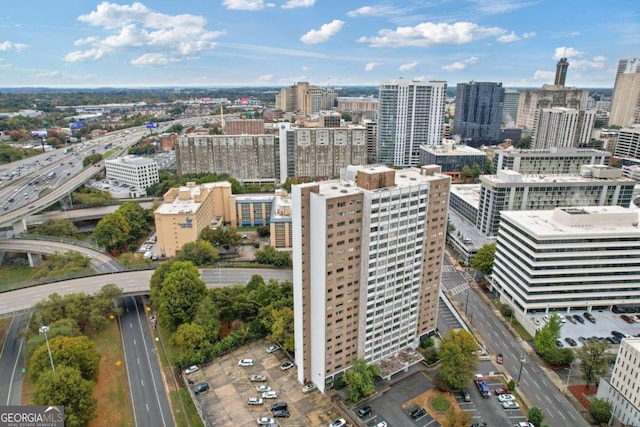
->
[484,159,494,174]
[199,227,242,248]
[193,293,221,343]
[172,322,207,351]
[471,163,482,178]
[149,260,179,303]
[514,135,532,149]
[543,346,575,366]
[444,410,472,427]
[270,306,294,351]
[534,314,563,357]
[255,245,292,267]
[576,339,610,391]
[92,211,130,252]
[25,318,81,360]
[437,329,479,390]
[31,251,90,279]
[32,219,79,237]
[82,153,103,166]
[343,358,381,404]
[117,201,148,241]
[32,365,97,427]
[460,165,473,179]
[471,243,496,275]
[154,261,207,331]
[29,335,101,383]
[528,407,545,427]
[256,225,270,238]
[177,240,219,266]
[589,398,612,425]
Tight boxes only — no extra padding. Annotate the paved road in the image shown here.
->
[0,268,294,318]
[119,296,175,427]
[440,257,590,427]
[0,313,28,405]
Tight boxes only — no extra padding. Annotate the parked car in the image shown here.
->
[471,424,487,427]
[272,409,290,418]
[565,315,576,324]
[270,402,287,412]
[262,391,278,399]
[497,394,515,402]
[266,345,280,354]
[496,353,504,364]
[578,337,588,343]
[494,388,510,395]
[607,336,621,345]
[514,423,535,427]
[257,417,275,426]
[184,365,199,375]
[621,314,635,324]
[502,401,520,410]
[256,385,271,392]
[460,388,471,402]
[248,397,263,405]
[565,337,578,347]
[193,382,209,395]
[583,312,596,323]
[250,375,267,382]
[543,314,550,322]
[357,405,372,417]
[302,382,317,393]
[410,407,426,419]
[573,314,585,324]
[239,359,255,367]
[556,340,564,347]
[612,330,630,339]
[280,361,294,371]
[373,422,388,427]
[329,419,346,427]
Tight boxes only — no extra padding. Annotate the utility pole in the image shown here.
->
[517,355,526,385]
[39,326,55,372]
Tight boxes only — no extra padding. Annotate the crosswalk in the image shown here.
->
[441,265,457,273]
[446,282,471,297]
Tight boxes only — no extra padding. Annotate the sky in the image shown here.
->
[0,0,638,88]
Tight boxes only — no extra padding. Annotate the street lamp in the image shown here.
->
[565,360,577,394]
[517,355,526,385]
[465,288,471,317]
[39,325,55,372]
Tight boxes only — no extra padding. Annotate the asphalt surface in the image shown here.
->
[440,257,590,427]
[119,296,175,427]
[0,313,28,405]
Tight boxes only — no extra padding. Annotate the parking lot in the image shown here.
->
[531,310,640,348]
[188,338,344,427]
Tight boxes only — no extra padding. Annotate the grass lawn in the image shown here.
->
[0,265,34,291]
[89,319,132,427]
[0,318,12,356]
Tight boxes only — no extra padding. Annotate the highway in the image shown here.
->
[440,257,590,427]
[120,296,174,427]
[0,313,28,405]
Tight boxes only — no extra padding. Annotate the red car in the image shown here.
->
[621,315,635,324]
[496,353,504,364]
[494,388,510,395]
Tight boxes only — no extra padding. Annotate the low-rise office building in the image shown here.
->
[104,155,159,196]
[493,206,640,324]
[419,141,486,179]
[492,147,610,175]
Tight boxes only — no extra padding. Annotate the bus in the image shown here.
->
[64,146,73,154]
[48,172,56,179]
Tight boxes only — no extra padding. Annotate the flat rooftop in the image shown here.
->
[501,206,640,238]
[450,184,482,207]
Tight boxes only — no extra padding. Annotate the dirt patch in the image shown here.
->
[413,388,462,425]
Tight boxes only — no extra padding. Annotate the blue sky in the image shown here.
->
[0,0,638,88]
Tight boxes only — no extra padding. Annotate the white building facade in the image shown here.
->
[531,107,596,149]
[493,206,640,316]
[597,338,640,427]
[104,156,159,193]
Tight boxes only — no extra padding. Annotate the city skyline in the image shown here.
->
[0,0,638,88]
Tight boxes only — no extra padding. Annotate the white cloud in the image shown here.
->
[533,70,554,80]
[66,2,224,64]
[497,32,519,43]
[552,47,606,70]
[470,0,538,15]
[364,62,380,71]
[553,46,583,59]
[282,0,314,9]
[399,61,418,71]
[0,41,28,52]
[300,20,344,45]
[257,74,274,82]
[347,5,403,17]
[442,56,478,71]
[523,32,536,39]
[222,0,274,10]
[131,53,175,66]
[358,21,506,48]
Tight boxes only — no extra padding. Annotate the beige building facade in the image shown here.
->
[154,182,236,257]
[292,165,450,392]
[610,73,640,128]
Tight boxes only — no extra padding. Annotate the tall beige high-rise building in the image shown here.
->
[516,85,589,131]
[275,82,338,115]
[610,73,640,127]
[531,107,596,149]
[292,165,450,392]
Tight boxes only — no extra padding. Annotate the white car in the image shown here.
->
[247,397,263,405]
[502,401,520,410]
[497,394,515,402]
[250,374,266,382]
[184,365,199,375]
[302,382,317,393]
[513,423,534,427]
[280,361,294,371]
[238,359,254,367]
[256,417,275,425]
[256,385,271,392]
[266,345,280,354]
[329,419,347,427]
[262,391,278,399]
[374,422,387,427]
